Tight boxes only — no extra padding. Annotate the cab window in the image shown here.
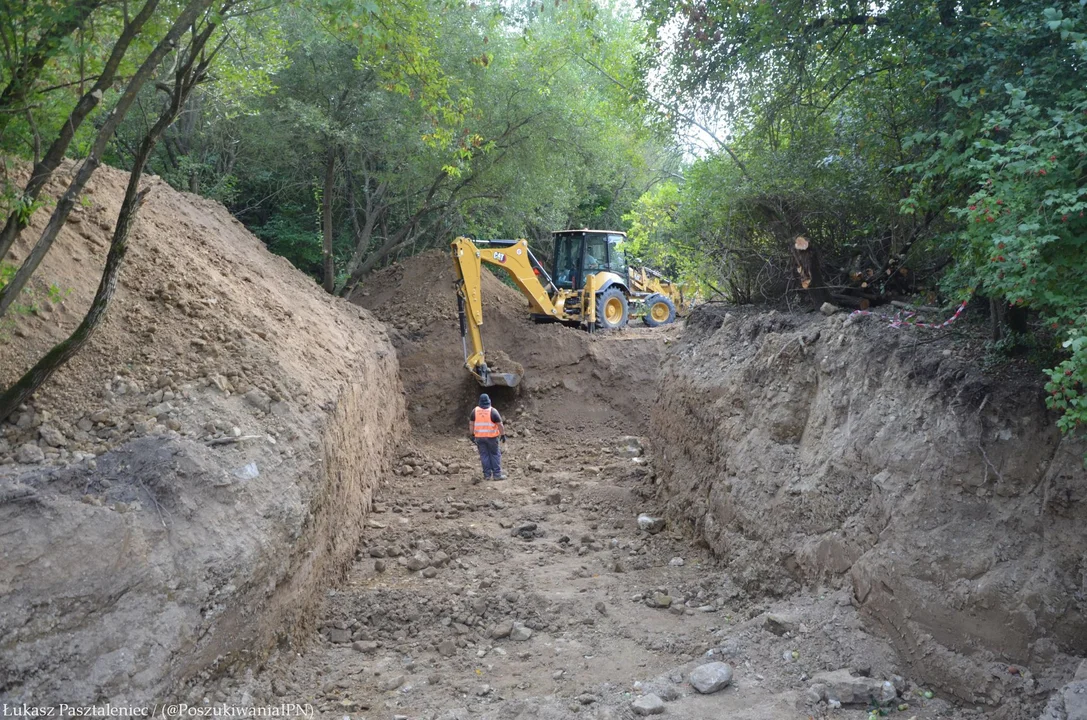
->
[584,234,608,273]
[554,234,580,288]
[607,234,628,273]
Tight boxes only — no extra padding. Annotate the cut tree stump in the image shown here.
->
[792,236,830,308]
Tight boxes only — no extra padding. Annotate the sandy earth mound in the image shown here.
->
[0,162,405,703]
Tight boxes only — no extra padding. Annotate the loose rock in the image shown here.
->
[15,443,45,464]
[381,675,405,692]
[509,623,532,641]
[647,592,672,609]
[764,613,799,636]
[38,425,67,447]
[809,670,897,706]
[631,694,665,716]
[689,662,733,694]
[637,514,665,534]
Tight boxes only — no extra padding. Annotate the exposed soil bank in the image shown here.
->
[0,163,405,703]
[652,306,1087,712]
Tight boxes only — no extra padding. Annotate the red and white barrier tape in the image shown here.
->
[849,298,970,329]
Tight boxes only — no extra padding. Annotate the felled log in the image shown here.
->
[830,293,870,310]
[792,236,830,308]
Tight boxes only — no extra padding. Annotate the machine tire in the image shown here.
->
[596,288,629,330]
[643,294,676,327]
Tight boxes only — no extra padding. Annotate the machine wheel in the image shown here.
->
[643,294,676,327]
[596,288,629,330]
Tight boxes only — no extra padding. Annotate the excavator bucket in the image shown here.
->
[473,367,523,388]
[470,353,524,388]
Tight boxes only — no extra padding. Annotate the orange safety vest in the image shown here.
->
[473,406,500,438]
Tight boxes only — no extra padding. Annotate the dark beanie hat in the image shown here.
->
[479,393,491,408]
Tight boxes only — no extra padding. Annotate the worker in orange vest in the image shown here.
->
[469,393,506,483]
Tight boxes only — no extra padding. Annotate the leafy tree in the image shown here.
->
[636,0,1087,443]
[158,0,672,294]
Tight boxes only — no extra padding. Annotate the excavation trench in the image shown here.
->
[209,255,1085,719]
[2,177,1083,718]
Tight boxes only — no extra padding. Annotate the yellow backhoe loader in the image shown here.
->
[451,229,635,388]
[627,265,693,327]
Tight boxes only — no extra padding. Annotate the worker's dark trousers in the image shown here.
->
[476,437,502,478]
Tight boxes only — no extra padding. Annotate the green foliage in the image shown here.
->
[897,3,1087,440]
[635,0,1087,444]
[0,262,67,316]
[154,0,671,281]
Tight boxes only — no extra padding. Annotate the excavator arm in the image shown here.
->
[451,237,560,387]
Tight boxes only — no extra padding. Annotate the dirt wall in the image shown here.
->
[0,162,405,703]
[652,306,1087,710]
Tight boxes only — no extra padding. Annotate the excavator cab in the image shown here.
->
[552,230,628,290]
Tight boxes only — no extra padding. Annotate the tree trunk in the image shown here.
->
[989,297,1005,341]
[0,186,145,423]
[321,147,336,293]
[335,183,384,295]
[0,0,161,262]
[791,235,830,308]
[0,0,214,319]
[0,5,222,423]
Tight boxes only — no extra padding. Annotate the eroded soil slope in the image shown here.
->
[653,306,1087,716]
[0,162,405,703]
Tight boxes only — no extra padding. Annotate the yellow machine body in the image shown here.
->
[450,236,630,387]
